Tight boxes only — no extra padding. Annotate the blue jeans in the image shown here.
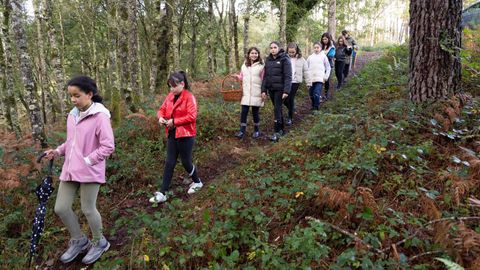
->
[309,82,323,109]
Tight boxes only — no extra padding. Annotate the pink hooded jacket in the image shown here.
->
[55,103,115,184]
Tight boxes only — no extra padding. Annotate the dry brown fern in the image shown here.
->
[453,223,480,261]
[315,186,352,210]
[445,107,458,123]
[452,179,479,206]
[420,196,451,246]
[434,113,450,131]
[356,187,379,213]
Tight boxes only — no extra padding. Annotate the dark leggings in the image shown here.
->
[343,63,350,79]
[268,90,284,132]
[283,83,299,119]
[335,60,346,88]
[161,136,200,193]
[240,105,260,132]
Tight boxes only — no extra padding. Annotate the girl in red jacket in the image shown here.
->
[149,71,203,203]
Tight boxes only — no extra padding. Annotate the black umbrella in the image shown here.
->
[28,153,55,268]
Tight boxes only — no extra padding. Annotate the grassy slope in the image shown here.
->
[2,46,480,270]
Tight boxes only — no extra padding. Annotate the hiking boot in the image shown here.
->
[252,131,261,139]
[149,191,167,203]
[235,131,244,139]
[286,118,293,126]
[81,236,110,264]
[187,181,203,194]
[59,235,90,264]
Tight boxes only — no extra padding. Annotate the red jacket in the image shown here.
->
[157,90,197,138]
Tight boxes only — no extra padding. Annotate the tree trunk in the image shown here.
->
[279,0,286,47]
[44,0,67,117]
[118,0,137,112]
[0,1,21,136]
[10,0,47,146]
[149,0,164,95]
[128,0,140,100]
[33,0,54,124]
[327,0,336,39]
[409,0,462,102]
[229,0,239,71]
[206,0,215,79]
[189,13,198,76]
[168,0,180,71]
[243,0,250,57]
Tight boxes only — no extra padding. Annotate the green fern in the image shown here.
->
[435,258,464,270]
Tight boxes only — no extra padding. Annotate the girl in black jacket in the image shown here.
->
[261,41,292,142]
[334,36,352,89]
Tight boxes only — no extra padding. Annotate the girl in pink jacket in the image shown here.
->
[45,76,114,265]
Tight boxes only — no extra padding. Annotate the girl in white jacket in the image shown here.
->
[235,47,265,139]
[306,42,331,110]
[285,42,309,125]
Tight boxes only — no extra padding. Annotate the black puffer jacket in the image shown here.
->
[334,46,353,62]
[261,49,292,94]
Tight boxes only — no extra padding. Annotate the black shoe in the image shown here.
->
[252,131,261,139]
[269,133,280,142]
[235,131,244,139]
[286,118,292,126]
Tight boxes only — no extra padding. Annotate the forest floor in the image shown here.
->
[2,48,480,269]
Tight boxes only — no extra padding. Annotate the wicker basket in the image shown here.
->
[220,74,242,102]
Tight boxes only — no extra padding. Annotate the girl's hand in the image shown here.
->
[159,117,167,126]
[282,93,288,100]
[166,119,174,129]
[261,92,267,101]
[44,149,58,160]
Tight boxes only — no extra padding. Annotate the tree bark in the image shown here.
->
[229,0,239,71]
[128,0,141,100]
[409,0,462,102]
[10,0,47,146]
[0,1,21,137]
[243,0,251,57]
[206,0,215,79]
[279,0,286,47]
[327,0,336,39]
[168,0,180,71]
[44,0,67,117]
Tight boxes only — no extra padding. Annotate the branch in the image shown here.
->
[305,216,384,254]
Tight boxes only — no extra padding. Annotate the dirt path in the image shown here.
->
[50,51,382,270]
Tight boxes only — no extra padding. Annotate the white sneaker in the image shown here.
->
[187,182,203,194]
[149,191,167,203]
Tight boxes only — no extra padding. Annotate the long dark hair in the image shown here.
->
[336,36,347,49]
[167,71,190,91]
[245,47,263,67]
[321,32,333,50]
[286,42,302,58]
[67,75,103,103]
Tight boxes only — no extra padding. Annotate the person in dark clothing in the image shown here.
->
[261,41,292,142]
[341,30,357,79]
[334,36,352,89]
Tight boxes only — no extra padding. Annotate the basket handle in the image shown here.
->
[221,74,240,92]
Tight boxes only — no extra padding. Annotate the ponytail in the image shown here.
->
[67,75,103,104]
[168,71,190,91]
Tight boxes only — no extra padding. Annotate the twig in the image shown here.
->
[408,250,444,262]
[380,216,480,253]
[305,216,383,254]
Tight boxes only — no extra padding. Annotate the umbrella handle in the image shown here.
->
[37,153,54,176]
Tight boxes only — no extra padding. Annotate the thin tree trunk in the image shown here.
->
[189,13,198,76]
[328,0,336,39]
[409,0,462,102]
[118,0,137,112]
[229,0,239,71]
[33,0,53,124]
[206,0,215,79]
[44,0,67,116]
[10,0,46,146]
[128,0,141,101]
[148,0,163,95]
[0,1,21,136]
[279,0,286,47]
[168,0,180,71]
[243,0,250,57]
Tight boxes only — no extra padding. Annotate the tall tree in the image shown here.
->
[128,0,140,99]
[168,0,180,71]
[10,0,46,146]
[279,0,286,46]
[0,1,21,137]
[409,0,462,102]
[229,0,239,70]
[327,0,336,38]
[44,0,67,116]
[242,0,251,56]
[206,0,215,79]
